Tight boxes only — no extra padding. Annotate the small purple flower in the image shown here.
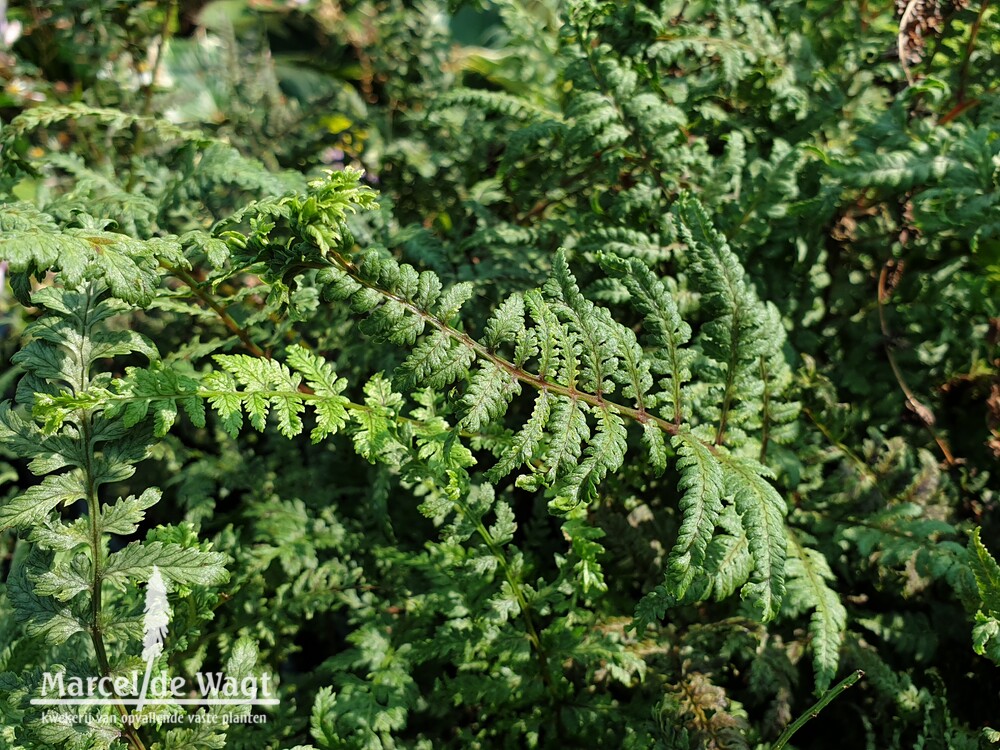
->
[0,261,7,299]
[321,147,345,165]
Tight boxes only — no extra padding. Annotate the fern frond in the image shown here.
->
[784,530,847,692]
[436,89,559,122]
[395,332,478,391]
[544,250,618,397]
[601,253,694,425]
[43,152,158,237]
[829,151,954,191]
[758,302,799,460]
[462,364,522,433]
[550,406,627,512]
[99,352,352,444]
[538,396,591,485]
[564,90,631,155]
[969,528,1000,665]
[0,283,228,687]
[841,504,975,600]
[666,432,724,599]
[6,548,86,645]
[285,345,352,442]
[522,288,562,380]
[487,390,552,483]
[677,195,769,447]
[11,102,182,136]
[352,374,408,464]
[581,227,669,265]
[970,528,1000,614]
[498,120,567,176]
[703,506,752,601]
[721,456,787,621]
[103,541,228,588]
[0,471,87,533]
[1,103,201,155]
[172,142,305,204]
[209,172,797,618]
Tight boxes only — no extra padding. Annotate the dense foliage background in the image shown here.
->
[1,1,999,748]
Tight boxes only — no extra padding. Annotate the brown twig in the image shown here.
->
[161,263,267,359]
[938,97,981,124]
[125,1,177,192]
[897,0,921,86]
[956,0,990,106]
[876,261,957,466]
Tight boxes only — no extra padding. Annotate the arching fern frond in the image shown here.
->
[435,90,560,123]
[210,171,796,620]
[720,456,787,621]
[0,103,210,188]
[668,432,724,599]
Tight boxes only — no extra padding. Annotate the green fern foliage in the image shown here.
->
[16,168,802,632]
[37,347,355,446]
[0,203,182,305]
[0,285,228,750]
[0,286,228,572]
[667,432,723,599]
[719,457,787,621]
[969,528,1000,665]
[1,0,997,746]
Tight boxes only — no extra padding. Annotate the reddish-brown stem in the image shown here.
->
[320,252,684,441]
[876,262,957,466]
[956,0,990,106]
[162,263,268,360]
